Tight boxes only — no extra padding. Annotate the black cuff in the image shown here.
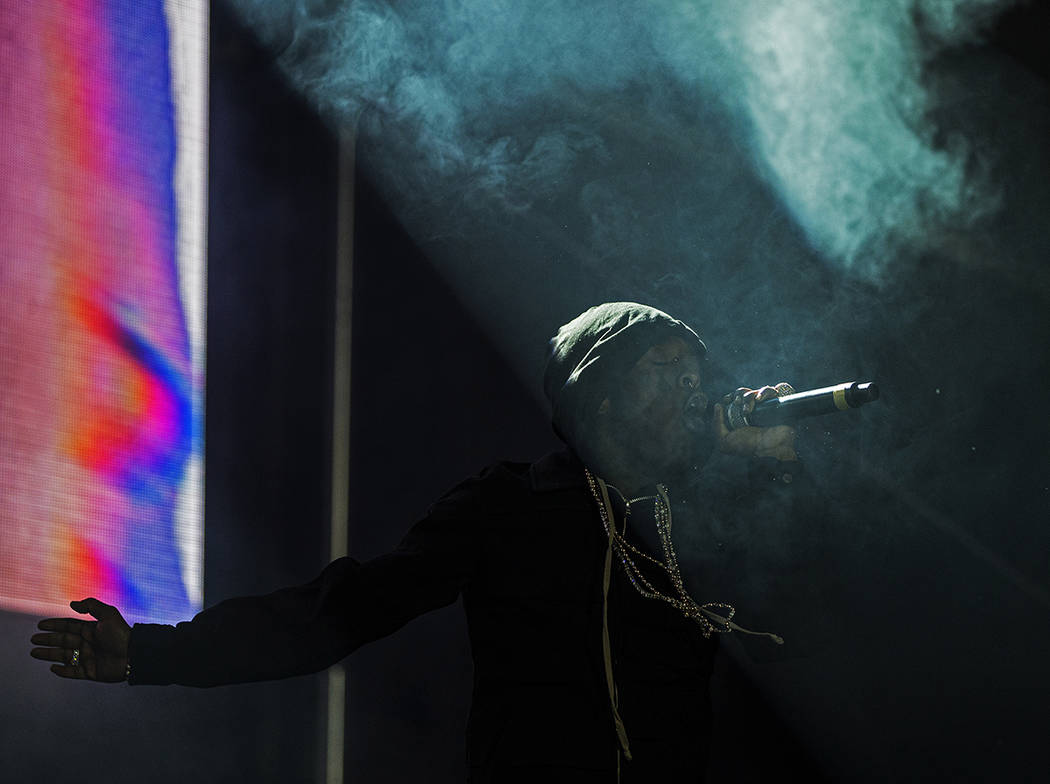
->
[127,622,178,686]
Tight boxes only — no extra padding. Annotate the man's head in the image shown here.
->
[544,303,712,485]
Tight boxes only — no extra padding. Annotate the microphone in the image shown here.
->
[718,381,880,430]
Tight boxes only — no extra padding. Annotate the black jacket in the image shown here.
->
[129,450,747,781]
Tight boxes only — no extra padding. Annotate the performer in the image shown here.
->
[30,302,802,783]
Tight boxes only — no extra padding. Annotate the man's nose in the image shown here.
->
[680,369,700,390]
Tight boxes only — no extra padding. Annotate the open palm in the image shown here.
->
[30,598,131,682]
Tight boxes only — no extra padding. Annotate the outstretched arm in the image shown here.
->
[29,490,484,687]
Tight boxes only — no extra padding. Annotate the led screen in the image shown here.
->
[0,0,206,624]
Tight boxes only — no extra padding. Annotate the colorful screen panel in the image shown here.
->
[0,0,206,624]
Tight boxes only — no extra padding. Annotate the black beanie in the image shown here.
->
[543,302,707,449]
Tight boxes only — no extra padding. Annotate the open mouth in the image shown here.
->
[683,392,709,432]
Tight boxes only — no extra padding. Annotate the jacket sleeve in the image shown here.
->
[128,490,483,687]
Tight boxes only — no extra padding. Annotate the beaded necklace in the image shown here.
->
[586,467,785,776]
[586,468,784,644]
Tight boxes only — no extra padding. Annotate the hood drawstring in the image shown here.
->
[596,476,634,764]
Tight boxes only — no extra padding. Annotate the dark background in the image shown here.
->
[5,2,1050,782]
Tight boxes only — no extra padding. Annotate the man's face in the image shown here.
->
[598,336,712,479]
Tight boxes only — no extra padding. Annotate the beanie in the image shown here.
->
[543,302,706,449]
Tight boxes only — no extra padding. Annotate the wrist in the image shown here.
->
[121,624,132,683]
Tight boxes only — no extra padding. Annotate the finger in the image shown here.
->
[758,425,797,461]
[50,663,86,680]
[37,617,97,645]
[31,646,75,664]
[723,387,750,404]
[37,617,92,633]
[71,597,117,621]
[31,632,86,649]
[754,385,780,403]
[763,424,796,443]
[741,388,766,414]
[713,403,729,440]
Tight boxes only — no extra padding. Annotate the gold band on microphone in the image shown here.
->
[832,383,850,410]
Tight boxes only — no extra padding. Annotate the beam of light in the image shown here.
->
[225,0,1018,286]
[728,0,1011,281]
[862,463,1050,610]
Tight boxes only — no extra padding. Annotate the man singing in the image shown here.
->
[31,302,802,783]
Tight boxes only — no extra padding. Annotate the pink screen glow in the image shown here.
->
[0,0,204,624]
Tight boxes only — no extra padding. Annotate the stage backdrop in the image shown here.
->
[0,0,206,624]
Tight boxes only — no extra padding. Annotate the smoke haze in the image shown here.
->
[228,0,1018,283]
[217,1,1049,780]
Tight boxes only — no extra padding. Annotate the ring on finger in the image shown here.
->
[70,648,80,667]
